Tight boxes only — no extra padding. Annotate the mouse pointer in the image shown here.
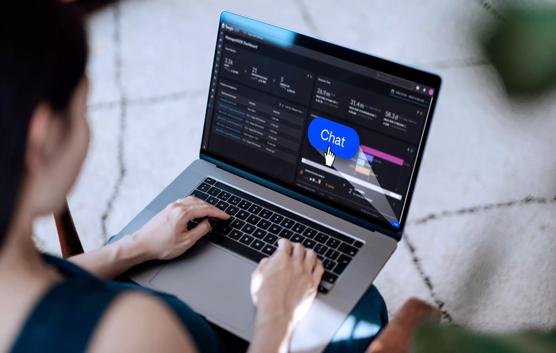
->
[324,145,335,167]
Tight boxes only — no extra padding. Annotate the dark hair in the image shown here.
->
[0,1,88,246]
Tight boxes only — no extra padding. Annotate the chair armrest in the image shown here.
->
[54,200,84,258]
[368,298,441,353]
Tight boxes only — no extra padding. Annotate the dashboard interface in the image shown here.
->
[202,13,439,232]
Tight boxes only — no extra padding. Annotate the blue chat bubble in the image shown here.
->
[308,117,360,159]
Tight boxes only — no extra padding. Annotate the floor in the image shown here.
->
[35,0,556,332]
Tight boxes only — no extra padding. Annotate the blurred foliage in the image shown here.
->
[414,323,556,353]
[482,4,556,96]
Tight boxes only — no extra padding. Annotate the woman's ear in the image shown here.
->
[25,103,53,176]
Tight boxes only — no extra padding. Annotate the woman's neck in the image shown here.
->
[0,205,52,280]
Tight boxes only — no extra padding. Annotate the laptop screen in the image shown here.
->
[201,12,440,234]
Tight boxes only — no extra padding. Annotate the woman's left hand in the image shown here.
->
[132,196,230,261]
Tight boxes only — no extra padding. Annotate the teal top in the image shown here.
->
[9,254,224,353]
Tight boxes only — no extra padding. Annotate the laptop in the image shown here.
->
[109,11,441,353]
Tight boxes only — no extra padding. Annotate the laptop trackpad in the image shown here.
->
[149,241,256,333]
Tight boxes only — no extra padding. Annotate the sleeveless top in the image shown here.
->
[8,254,224,353]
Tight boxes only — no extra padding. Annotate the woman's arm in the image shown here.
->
[69,196,229,279]
[69,234,151,279]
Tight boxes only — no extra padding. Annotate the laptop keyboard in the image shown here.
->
[187,177,363,294]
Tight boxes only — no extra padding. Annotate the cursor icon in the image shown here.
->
[324,145,335,167]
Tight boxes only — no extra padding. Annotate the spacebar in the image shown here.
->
[208,233,266,263]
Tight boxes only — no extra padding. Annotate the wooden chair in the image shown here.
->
[54,200,84,258]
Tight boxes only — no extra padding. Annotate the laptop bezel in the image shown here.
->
[199,11,441,241]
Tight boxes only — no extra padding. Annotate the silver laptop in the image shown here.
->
[109,12,441,353]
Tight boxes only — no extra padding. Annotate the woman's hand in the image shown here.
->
[133,196,229,261]
[248,239,324,353]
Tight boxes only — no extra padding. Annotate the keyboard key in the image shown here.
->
[197,182,211,192]
[191,189,209,200]
[187,219,199,230]
[204,231,220,242]
[353,240,364,248]
[238,200,251,210]
[279,229,294,239]
[280,218,295,228]
[240,234,254,246]
[333,255,351,275]
[206,196,218,205]
[205,177,216,185]
[325,249,340,260]
[263,234,278,245]
[259,209,273,219]
[292,223,306,233]
[326,238,340,249]
[302,238,316,249]
[269,214,284,224]
[318,285,329,294]
[252,239,265,250]
[208,218,222,228]
[268,224,282,235]
[242,224,256,234]
[338,243,358,257]
[247,214,261,225]
[225,205,239,216]
[248,204,262,215]
[291,234,305,243]
[218,191,231,201]
[323,259,336,271]
[208,187,221,196]
[315,233,329,243]
[303,228,318,238]
[229,229,242,240]
[230,218,245,229]
[212,218,230,232]
[236,210,249,220]
[262,244,276,256]
[216,200,228,210]
[228,196,241,205]
[314,244,328,255]
[253,229,267,239]
[217,225,232,235]
[257,219,271,230]
[322,271,338,284]
[329,231,355,245]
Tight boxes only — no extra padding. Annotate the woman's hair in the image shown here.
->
[0,1,88,246]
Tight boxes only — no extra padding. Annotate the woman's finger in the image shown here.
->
[258,257,269,270]
[304,249,317,270]
[184,195,209,205]
[276,238,293,255]
[312,260,324,283]
[184,203,229,222]
[186,219,212,242]
[173,196,194,206]
[292,242,305,261]
[173,196,207,208]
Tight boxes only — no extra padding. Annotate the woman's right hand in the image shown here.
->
[250,239,324,335]
[132,196,229,261]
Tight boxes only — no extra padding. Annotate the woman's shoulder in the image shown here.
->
[87,291,198,353]
[38,255,200,353]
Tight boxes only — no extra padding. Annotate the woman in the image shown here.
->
[0,1,386,353]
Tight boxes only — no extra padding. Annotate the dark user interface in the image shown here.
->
[203,19,434,229]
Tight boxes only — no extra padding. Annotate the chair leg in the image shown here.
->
[54,200,84,258]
